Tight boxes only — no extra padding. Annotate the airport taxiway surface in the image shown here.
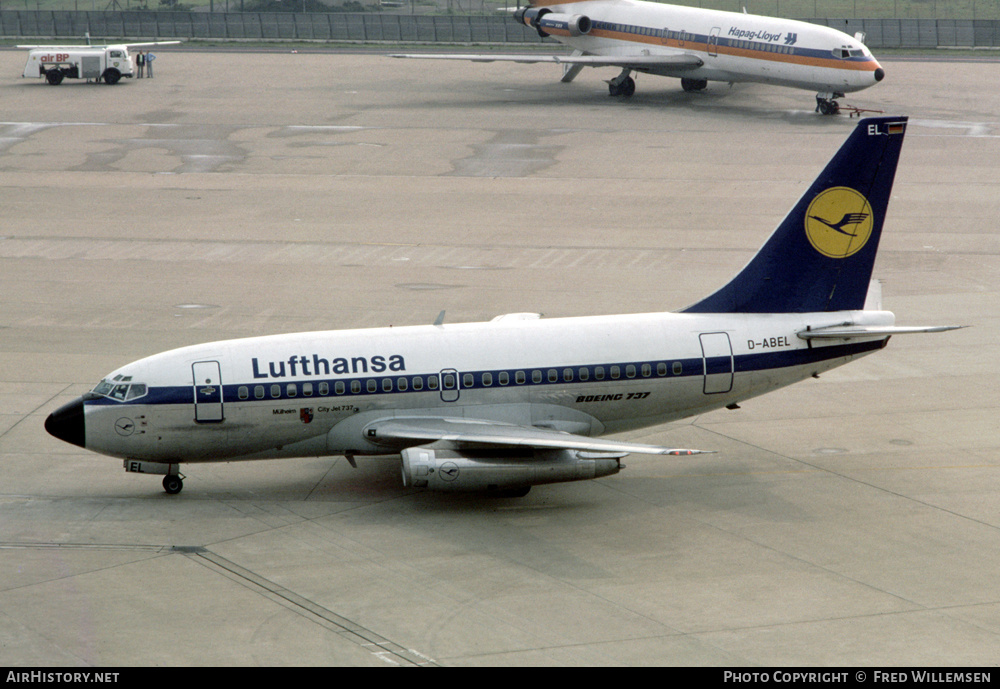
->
[1,49,998,666]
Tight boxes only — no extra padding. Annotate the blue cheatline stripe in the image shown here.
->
[84,339,884,408]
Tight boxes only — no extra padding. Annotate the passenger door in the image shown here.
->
[192,360,224,423]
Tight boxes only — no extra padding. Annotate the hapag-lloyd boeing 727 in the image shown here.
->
[45,118,959,496]
[391,0,884,113]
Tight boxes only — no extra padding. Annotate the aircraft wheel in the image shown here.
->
[162,475,183,495]
[681,78,707,92]
[817,99,839,116]
[103,69,121,85]
[621,76,636,98]
[45,71,64,85]
[608,81,621,97]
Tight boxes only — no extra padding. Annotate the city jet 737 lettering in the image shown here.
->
[45,117,960,497]
[390,0,884,114]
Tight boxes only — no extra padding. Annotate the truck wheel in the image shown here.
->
[103,69,121,85]
[45,71,64,85]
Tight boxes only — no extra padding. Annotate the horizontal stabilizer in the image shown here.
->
[798,325,965,340]
[365,417,712,456]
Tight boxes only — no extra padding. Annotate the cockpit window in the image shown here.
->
[90,378,148,402]
[833,47,866,59]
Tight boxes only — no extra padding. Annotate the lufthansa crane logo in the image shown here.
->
[804,187,874,259]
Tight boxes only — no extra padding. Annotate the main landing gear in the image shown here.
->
[607,68,636,98]
[681,78,708,92]
[816,91,845,116]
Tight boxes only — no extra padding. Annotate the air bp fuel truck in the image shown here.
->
[19,41,180,85]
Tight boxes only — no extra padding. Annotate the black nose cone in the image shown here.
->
[45,398,86,448]
[874,67,885,82]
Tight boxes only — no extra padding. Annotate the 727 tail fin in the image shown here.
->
[684,116,908,314]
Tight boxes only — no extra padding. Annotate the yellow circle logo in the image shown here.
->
[804,187,874,259]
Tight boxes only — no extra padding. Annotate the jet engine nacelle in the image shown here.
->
[515,7,592,38]
[400,446,621,493]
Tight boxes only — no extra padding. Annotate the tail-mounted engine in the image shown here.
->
[514,6,592,38]
[401,446,621,493]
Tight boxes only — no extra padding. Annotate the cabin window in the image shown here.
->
[532,370,543,384]
[351,380,361,394]
[413,376,424,391]
[482,372,493,387]
[610,366,621,380]
[673,361,683,375]
[499,371,509,386]
[334,381,344,395]
[563,368,573,382]
[382,378,392,392]
[302,383,313,397]
[287,384,297,398]
[255,385,265,399]
[238,386,249,400]
[516,371,526,384]
[657,362,667,376]
[270,384,280,399]
[319,382,329,396]
[579,367,589,382]
[547,369,558,383]
[463,373,474,388]
[595,366,605,381]
[641,364,651,377]
[442,373,456,390]
[427,376,439,390]
[367,379,377,393]
[626,365,636,379]
[398,377,408,392]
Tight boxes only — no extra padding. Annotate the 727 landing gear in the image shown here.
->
[816,91,845,115]
[681,78,708,92]
[608,68,636,98]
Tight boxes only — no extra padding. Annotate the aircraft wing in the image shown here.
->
[119,41,183,48]
[388,52,703,71]
[364,416,712,456]
[18,41,181,49]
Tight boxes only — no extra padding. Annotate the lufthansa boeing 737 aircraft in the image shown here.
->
[46,117,959,496]
[391,0,884,113]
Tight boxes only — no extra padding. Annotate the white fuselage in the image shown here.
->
[80,309,892,464]
[542,0,883,93]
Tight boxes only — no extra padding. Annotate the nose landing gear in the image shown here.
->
[162,473,184,495]
[124,459,185,494]
[816,91,845,115]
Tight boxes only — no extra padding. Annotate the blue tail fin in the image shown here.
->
[683,116,908,314]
